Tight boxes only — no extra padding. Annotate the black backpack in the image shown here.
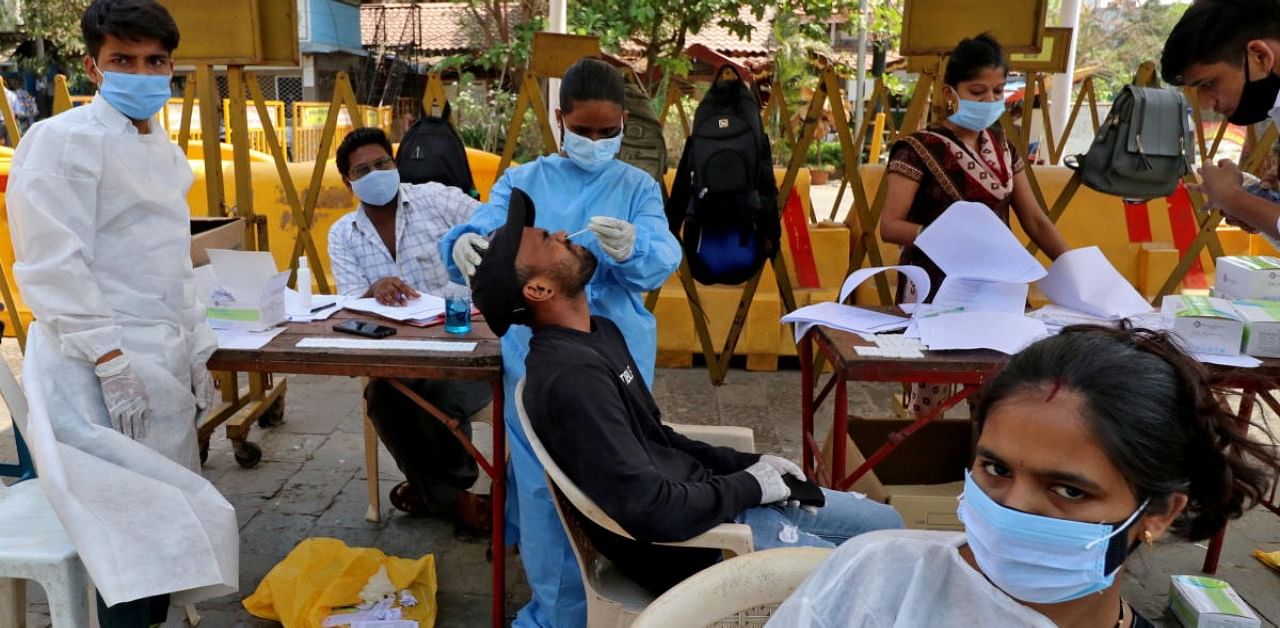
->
[396,102,478,197]
[667,67,778,285]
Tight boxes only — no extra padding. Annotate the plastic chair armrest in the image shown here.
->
[656,522,754,557]
[665,423,756,453]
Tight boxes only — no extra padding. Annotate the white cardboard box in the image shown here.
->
[203,249,288,332]
[1215,256,1280,301]
[1161,296,1245,356]
[886,481,964,531]
[1229,300,1280,358]
[1168,575,1260,628]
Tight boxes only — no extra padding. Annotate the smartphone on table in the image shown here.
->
[333,319,397,339]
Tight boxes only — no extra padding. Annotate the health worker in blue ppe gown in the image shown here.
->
[6,2,237,628]
[441,57,680,627]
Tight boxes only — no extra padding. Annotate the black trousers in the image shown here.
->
[364,378,493,508]
[96,592,169,628]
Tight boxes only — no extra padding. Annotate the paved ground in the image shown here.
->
[3,343,1279,627]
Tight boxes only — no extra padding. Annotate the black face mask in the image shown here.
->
[1229,57,1280,125]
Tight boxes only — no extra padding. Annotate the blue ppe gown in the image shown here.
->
[440,155,681,627]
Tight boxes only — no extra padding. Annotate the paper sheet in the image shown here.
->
[214,327,286,350]
[917,311,1048,355]
[839,265,932,305]
[1195,352,1262,368]
[286,292,348,322]
[345,295,447,322]
[914,201,1047,283]
[1038,246,1153,319]
[781,302,910,342]
[932,277,1028,314]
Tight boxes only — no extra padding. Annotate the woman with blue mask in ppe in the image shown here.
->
[880,33,1069,418]
[769,325,1280,627]
[439,56,680,628]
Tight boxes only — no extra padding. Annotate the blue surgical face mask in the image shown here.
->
[561,124,623,172]
[352,169,401,206]
[957,471,1149,604]
[95,61,172,121]
[948,94,1006,131]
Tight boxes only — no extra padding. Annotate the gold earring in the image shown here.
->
[1143,530,1154,546]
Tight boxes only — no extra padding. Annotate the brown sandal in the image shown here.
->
[389,481,430,516]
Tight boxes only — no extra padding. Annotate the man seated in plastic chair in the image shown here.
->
[470,188,904,595]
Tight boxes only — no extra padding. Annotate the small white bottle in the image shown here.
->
[296,256,313,308]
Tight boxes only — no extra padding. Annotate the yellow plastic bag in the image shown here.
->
[1254,548,1280,572]
[243,537,437,627]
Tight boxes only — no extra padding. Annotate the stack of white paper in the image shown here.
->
[915,310,1049,355]
[782,302,911,342]
[214,326,286,350]
[345,295,446,321]
[1037,246,1152,319]
[914,201,1048,284]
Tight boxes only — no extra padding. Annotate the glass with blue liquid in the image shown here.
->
[445,295,472,334]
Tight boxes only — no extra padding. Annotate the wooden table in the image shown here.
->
[208,311,507,627]
[799,321,1280,575]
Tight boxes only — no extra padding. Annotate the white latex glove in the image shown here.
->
[192,362,217,420]
[760,454,805,481]
[745,459,791,505]
[94,355,151,440]
[588,216,636,262]
[452,233,489,283]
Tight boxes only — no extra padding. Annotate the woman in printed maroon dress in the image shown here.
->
[881,33,1068,303]
[880,34,1070,416]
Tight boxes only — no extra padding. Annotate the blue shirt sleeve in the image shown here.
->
[439,171,514,285]
[597,175,681,292]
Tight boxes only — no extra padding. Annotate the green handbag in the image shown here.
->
[1071,85,1195,200]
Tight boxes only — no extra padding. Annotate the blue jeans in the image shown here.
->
[734,488,904,549]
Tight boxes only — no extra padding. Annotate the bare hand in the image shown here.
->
[370,277,420,306]
[1191,159,1245,212]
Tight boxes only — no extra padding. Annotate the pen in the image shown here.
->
[310,302,336,313]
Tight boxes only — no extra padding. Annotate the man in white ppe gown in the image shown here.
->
[6,1,237,625]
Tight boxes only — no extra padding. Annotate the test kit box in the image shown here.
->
[886,482,964,531]
[1215,256,1280,301]
[1213,258,1280,301]
[201,249,288,332]
[1160,296,1245,356]
[1168,575,1260,628]
[1229,300,1280,358]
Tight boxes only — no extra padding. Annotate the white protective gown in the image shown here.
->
[766,529,1058,627]
[7,95,238,606]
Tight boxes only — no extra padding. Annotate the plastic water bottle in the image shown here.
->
[297,256,312,308]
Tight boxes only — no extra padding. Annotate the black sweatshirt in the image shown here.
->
[524,317,763,591]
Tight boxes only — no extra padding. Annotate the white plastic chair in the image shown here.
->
[630,547,833,628]
[514,378,756,628]
[0,360,91,628]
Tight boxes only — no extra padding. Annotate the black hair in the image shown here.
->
[81,0,180,59]
[335,127,393,179]
[559,57,625,113]
[975,325,1279,541]
[945,33,1007,87]
[1161,0,1280,85]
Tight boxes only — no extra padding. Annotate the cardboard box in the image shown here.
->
[190,217,245,267]
[886,481,965,531]
[1161,296,1245,356]
[1168,575,1260,628]
[202,249,288,331]
[1215,256,1280,301]
[1229,300,1280,358]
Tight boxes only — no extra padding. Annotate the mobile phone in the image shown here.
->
[782,475,826,507]
[333,319,397,339]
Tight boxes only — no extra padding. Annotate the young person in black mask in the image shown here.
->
[1162,0,1280,239]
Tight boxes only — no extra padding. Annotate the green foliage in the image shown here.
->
[806,140,843,168]
[1077,0,1190,100]
[451,78,547,163]
[432,1,546,81]
[17,0,91,76]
